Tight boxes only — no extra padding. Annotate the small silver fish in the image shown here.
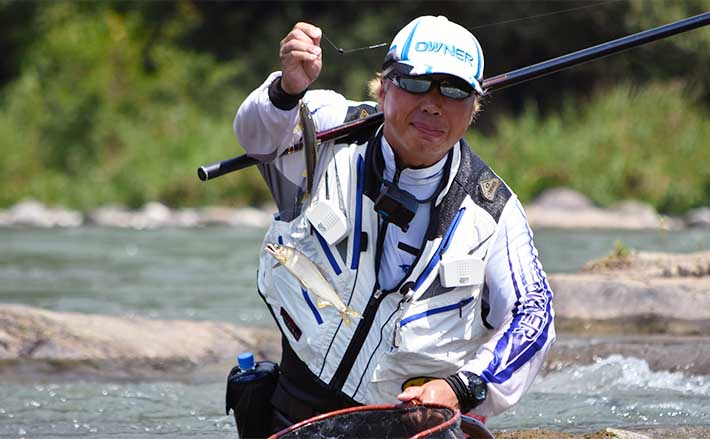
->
[265,243,361,327]
[299,101,318,197]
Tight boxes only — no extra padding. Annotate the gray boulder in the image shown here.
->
[0,303,280,381]
[525,187,673,229]
[685,206,710,229]
[6,200,83,227]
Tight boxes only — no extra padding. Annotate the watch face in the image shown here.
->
[466,374,487,402]
[473,380,487,400]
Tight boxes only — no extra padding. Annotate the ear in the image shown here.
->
[377,78,387,107]
[467,100,477,125]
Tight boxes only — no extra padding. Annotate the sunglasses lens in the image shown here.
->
[396,77,433,94]
[440,85,472,99]
[391,75,474,99]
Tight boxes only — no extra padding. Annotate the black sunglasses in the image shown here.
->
[388,75,475,100]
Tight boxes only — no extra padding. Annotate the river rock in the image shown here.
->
[5,200,83,228]
[89,202,200,228]
[525,188,676,229]
[86,204,271,229]
[0,303,279,380]
[685,206,710,229]
[0,210,10,226]
[199,206,271,228]
[86,205,135,227]
[550,251,710,334]
[528,187,595,210]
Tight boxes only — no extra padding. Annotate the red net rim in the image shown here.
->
[269,403,461,439]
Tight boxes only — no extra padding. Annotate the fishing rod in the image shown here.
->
[198,12,709,182]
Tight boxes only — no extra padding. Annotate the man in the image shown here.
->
[235,16,555,431]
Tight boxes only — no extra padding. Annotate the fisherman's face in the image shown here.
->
[378,74,477,168]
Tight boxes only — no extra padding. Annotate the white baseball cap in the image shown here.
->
[383,16,485,95]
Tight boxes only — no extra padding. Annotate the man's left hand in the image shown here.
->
[397,379,459,409]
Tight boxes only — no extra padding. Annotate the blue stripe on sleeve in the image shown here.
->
[506,228,522,315]
[481,206,553,384]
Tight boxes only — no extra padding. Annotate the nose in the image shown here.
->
[419,89,444,115]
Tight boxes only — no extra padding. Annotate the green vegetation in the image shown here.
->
[470,82,710,214]
[0,2,270,209]
[612,240,632,259]
[0,1,708,213]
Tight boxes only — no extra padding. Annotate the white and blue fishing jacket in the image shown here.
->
[234,72,555,418]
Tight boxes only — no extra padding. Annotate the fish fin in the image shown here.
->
[346,307,362,320]
[340,311,351,328]
[339,306,361,327]
[316,299,332,309]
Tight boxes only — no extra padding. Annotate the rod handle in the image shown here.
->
[197,154,259,181]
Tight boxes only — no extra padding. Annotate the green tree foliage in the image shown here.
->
[0,1,269,209]
[470,82,710,213]
[624,0,710,105]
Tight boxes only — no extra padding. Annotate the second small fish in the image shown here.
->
[299,101,318,197]
[265,243,361,327]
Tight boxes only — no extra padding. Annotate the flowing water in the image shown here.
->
[1,226,709,437]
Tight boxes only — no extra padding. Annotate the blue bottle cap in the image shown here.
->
[237,352,255,370]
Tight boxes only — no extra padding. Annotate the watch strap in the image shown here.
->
[444,373,474,412]
[445,371,487,413]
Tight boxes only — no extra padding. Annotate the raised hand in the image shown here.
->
[279,22,323,95]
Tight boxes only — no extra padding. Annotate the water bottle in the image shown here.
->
[225,352,279,438]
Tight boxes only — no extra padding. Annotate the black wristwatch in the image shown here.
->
[445,371,487,412]
[460,371,487,408]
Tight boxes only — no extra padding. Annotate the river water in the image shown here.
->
[1,226,709,438]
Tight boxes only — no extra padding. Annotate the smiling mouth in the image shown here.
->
[411,122,445,137]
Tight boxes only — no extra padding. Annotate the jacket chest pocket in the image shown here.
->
[394,286,480,354]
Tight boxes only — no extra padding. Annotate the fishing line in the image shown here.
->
[321,33,387,54]
[320,1,622,55]
[469,0,625,31]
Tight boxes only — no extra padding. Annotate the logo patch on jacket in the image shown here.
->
[479,178,501,202]
[344,104,377,123]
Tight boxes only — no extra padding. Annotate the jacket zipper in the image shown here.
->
[329,162,440,390]
[392,296,474,349]
[399,297,475,328]
[330,213,391,390]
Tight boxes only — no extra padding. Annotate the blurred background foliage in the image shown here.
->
[0,0,708,212]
